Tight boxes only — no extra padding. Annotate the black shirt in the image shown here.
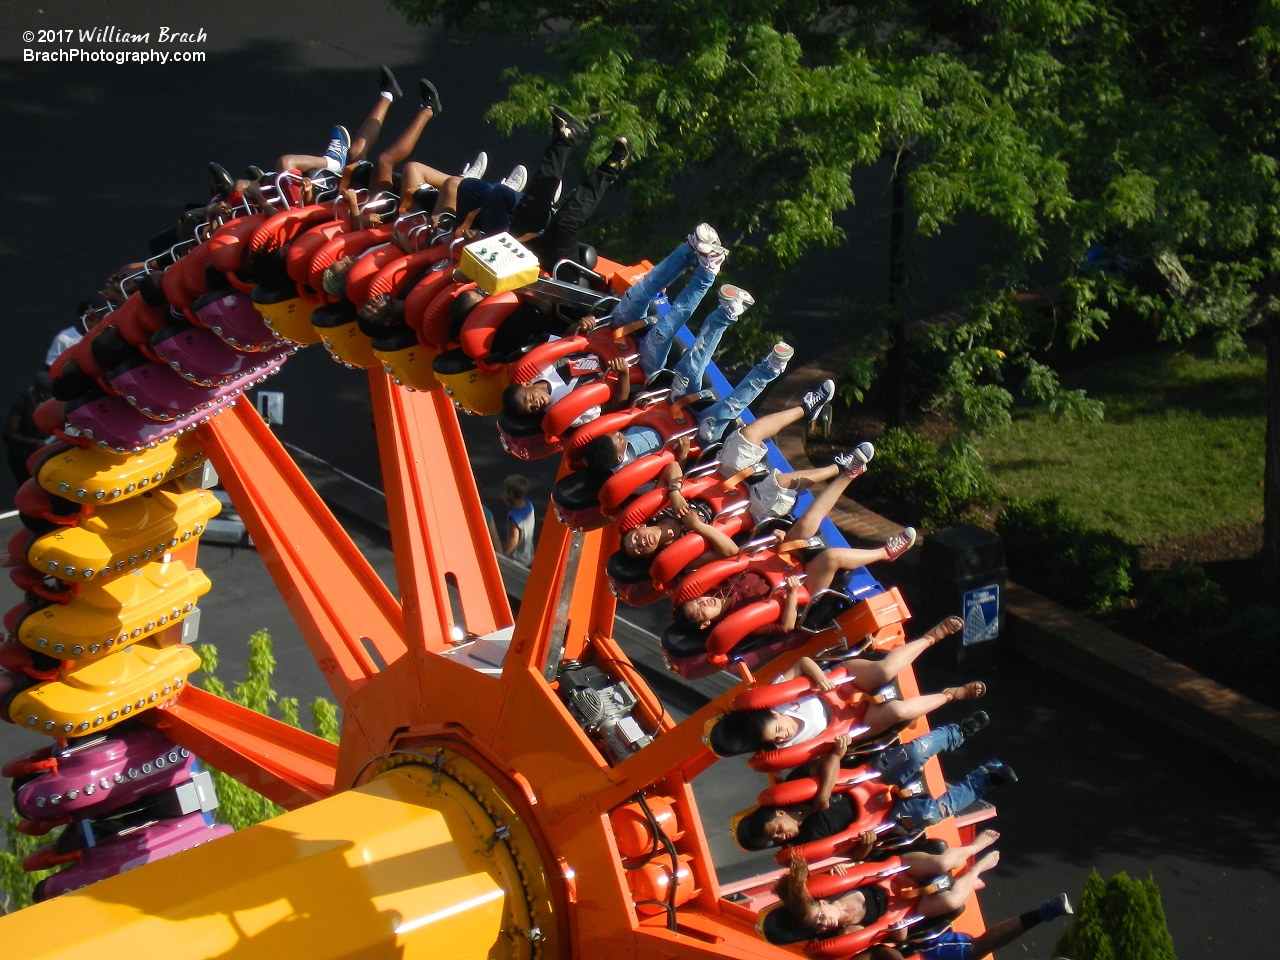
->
[798,794,858,844]
[487,303,564,363]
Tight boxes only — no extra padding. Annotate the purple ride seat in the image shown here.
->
[190,289,278,352]
[151,321,293,387]
[35,811,232,900]
[14,726,197,823]
[108,355,286,422]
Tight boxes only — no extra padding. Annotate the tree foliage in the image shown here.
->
[1057,870,1178,960]
[195,630,340,831]
[396,0,1280,564]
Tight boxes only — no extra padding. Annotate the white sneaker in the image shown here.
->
[687,223,720,251]
[698,416,718,443]
[501,164,528,192]
[767,341,794,375]
[461,151,488,179]
[717,283,754,317]
[697,242,728,275]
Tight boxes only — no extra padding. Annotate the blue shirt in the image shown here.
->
[614,425,663,470]
[507,500,536,566]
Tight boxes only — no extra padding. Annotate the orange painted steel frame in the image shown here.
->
[138,368,984,958]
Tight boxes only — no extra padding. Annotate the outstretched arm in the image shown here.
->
[779,656,835,690]
[812,734,850,811]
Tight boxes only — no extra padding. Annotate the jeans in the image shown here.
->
[614,241,716,376]
[670,305,735,398]
[870,723,990,828]
[698,354,781,442]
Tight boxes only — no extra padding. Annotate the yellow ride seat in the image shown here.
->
[8,638,201,736]
[36,434,206,506]
[18,558,211,661]
[251,284,322,345]
[27,485,221,584]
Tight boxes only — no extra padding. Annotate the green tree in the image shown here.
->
[1043,0,1280,575]
[1057,870,1177,960]
[195,629,341,831]
[394,0,1078,406]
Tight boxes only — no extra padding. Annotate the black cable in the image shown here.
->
[633,791,680,932]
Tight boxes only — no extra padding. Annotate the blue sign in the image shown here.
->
[962,584,1000,645]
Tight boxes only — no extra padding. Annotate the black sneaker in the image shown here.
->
[419,78,442,115]
[959,710,990,737]
[549,103,587,145]
[246,165,266,182]
[380,64,403,99]
[600,135,631,177]
[801,379,836,421]
[208,162,234,197]
[981,760,1019,786]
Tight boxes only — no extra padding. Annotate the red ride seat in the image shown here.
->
[286,220,349,286]
[459,292,522,373]
[417,281,476,350]
[403,267,457,336]
[207,214,268,292]
[306,225,393,298]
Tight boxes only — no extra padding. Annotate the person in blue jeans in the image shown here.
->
[734,720,1019,851]
[605,223,732,379]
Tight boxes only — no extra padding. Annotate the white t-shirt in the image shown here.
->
[535,364,600,427]
[772,675,831,748]
[45,326,83,366]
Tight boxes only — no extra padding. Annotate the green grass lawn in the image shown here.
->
[975,342,1265,546]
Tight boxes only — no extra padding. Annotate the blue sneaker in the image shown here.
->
[323,125,350,167]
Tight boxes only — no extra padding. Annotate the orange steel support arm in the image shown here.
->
[369,372,511,653]
[144,685,338,809]
[200,400,407,712]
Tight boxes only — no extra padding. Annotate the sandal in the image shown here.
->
[924,615,965,646]
[944,681,987,701]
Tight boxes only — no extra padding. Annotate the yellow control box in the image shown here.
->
[457,233,540,295]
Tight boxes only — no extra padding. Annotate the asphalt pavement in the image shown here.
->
[2,5,1276,957]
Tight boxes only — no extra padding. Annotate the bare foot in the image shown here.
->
[973,850,1001,875]
[969,829,1000,854]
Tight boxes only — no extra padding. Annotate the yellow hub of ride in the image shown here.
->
[2,759,555,960]
[36,434,205,505]
[18,557,210,661]
[8,638,199,736]
[27,485,221,584]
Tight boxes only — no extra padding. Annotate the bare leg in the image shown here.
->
[277,153,329,172]
[349,96,392,163]
[902,829,999,877]
[399,163,458,214]
[918,850,1000,917]
[804,544,894,591]
[739,405,804,446]
[788,473,854,541]
[375,106,435,185]
[846,636,937,690]
[862,692,951,735]
[777,464,839,491]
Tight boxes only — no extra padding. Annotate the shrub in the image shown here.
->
[856,428,997,528]
[997,497,1135,611]
[195,629,341,831]
[1056,870,1177,960]
[1135,561,1228,634]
